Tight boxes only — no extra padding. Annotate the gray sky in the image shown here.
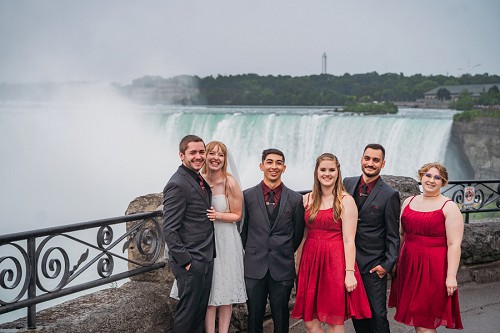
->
[1,0,499,84]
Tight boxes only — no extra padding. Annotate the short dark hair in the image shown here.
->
[179,135,204,154]
[363,143,385,160]
[261,148,285,163]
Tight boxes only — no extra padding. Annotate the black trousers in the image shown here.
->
[352,272,390,333]
[245,271,294,333]
[170,259,214,333]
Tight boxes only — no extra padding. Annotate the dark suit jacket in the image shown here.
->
[344,176,400,274]
[241,183,305,281]
[163,166,215,268]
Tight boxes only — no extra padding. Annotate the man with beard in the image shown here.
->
[163,134,215,333]
[343,143,400,333]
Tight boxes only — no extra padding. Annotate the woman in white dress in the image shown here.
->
[202,140,247,333]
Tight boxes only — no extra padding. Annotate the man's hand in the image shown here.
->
[369,265,387,278]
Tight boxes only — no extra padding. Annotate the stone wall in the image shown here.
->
[451,117,500,179]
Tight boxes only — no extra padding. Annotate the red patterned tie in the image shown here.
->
[198,174,205,190]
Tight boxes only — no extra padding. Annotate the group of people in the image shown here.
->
[162,134,465,333]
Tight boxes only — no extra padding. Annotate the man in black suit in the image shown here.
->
[241,148,305,333]
[343,144,400,333]
[163,134,215,333]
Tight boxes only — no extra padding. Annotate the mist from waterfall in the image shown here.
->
[1,102,463,236]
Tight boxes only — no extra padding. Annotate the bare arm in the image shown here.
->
[399,196,412,245]
[295,193,310,274]
[392,196,411,276]
[444,200,464,296]
[341,194,358,292]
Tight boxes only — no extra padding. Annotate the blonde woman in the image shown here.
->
[291,153,371,333]
[202,141,247,333]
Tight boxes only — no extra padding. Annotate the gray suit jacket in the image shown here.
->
[344,176,400,274]
[163,166,215,268]
[241,183,305,281]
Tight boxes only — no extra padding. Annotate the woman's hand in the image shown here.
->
[345,271,357,292]
[446,276,458,296]
[206,207,216,222]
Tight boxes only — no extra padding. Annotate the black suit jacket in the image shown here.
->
[163,166,215,268]
[241,183,305,281]
[344,176,400,274]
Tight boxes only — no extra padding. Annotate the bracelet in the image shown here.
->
[345,269,355,272]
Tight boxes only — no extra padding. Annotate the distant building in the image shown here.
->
[127,75,200,104]
[424,83,500,100]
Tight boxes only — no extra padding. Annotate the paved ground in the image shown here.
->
[265,280,500,333]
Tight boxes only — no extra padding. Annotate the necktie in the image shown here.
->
[266,190,275,216]
[198,174,207,195]
[357,184,368,209]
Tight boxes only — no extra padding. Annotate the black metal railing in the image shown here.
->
[0,211,164,329]
[442,179,500,223]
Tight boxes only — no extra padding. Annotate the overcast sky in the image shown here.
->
[1,0,499,84]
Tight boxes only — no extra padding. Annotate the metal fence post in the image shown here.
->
[27,237,37,329]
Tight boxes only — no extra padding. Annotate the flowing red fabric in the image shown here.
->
[291,208,371,325]
[388,199,463,329]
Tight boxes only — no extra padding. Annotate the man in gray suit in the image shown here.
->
[241,148,305,333]
[343,143,400,333]
[163,134,215,333]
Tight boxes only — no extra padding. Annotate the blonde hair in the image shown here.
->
[202,141,234,197]
[202,141,228,175]
[418,162,449,186]
[307,153,344,223]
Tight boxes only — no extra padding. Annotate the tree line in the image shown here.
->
[193,72,500,106]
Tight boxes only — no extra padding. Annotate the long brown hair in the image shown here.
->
[307,153,344,223]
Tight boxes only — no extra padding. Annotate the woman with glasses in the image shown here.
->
[388,162,464,332]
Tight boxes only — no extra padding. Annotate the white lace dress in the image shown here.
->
[170,195,247,306]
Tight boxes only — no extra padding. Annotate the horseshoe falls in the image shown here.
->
[154,106,465,190]
[0,103,466,235]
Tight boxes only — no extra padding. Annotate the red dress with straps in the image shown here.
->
[388,196,463,329]
[291,207,371,324]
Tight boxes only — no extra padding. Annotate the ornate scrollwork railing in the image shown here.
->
[0,211,164,328]
[441,180,500,223]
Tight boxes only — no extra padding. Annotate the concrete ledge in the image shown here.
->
[459,260,500,284]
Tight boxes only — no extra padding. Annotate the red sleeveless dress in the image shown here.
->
[291,207,371,324]
[388,196,463,329]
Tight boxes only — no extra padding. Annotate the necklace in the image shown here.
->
[423,193,440,197]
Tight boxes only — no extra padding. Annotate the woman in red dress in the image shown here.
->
[291,153,371,333]
[389,162,464,332]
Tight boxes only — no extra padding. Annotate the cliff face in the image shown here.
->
[451,117,500,179]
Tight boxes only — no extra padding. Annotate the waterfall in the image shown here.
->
[0,103,464,234]
[152,106,462,191]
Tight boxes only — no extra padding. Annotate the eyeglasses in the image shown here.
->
[423,173,442,181]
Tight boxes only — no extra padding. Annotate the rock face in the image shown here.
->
[461,219,500,265]
[0,281,175,333]
[451,117,500,179]
[3,179,500,333]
